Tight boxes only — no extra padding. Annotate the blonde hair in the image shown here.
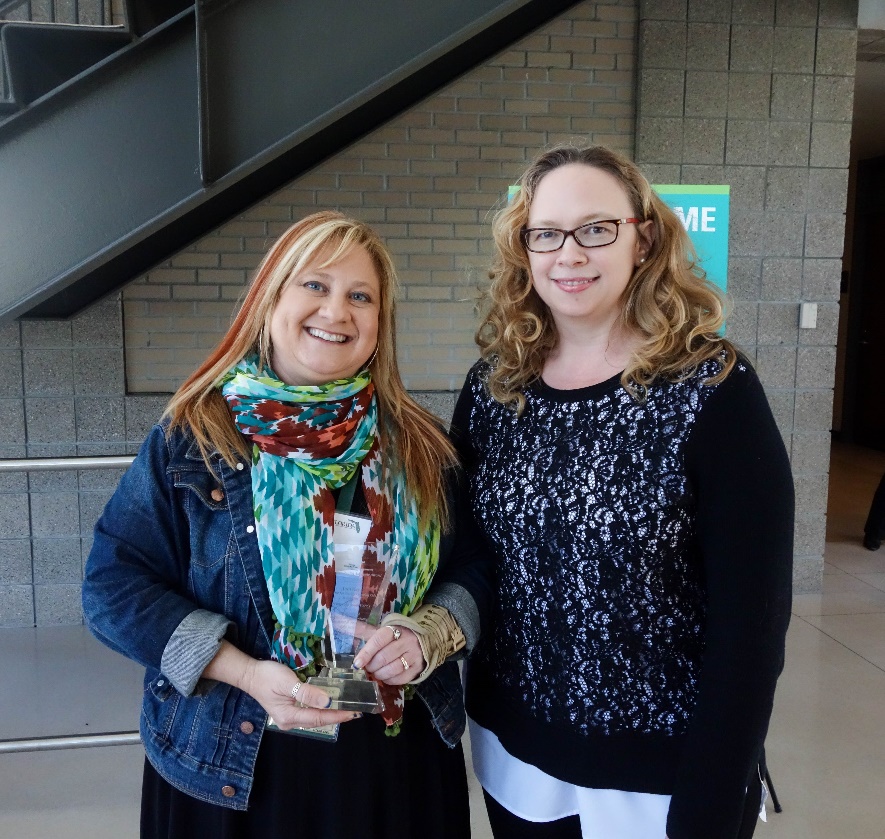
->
[478,145,736,412]
[165,211,455,527]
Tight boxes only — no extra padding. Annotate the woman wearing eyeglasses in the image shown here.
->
[451,146,793,839]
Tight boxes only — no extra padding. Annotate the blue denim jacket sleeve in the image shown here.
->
[82,423,231,688]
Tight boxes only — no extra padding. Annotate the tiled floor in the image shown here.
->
[1,441,884,838]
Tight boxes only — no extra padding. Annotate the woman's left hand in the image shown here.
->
[352,622,425,685]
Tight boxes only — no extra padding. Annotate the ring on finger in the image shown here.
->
[400,655,410,671]
[290,682,302,700]
[387,626,402,641]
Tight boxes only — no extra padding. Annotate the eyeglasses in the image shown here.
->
[521,218,643,253]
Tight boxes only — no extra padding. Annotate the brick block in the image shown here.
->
[722,165,767,211]
[768,121,811,166]
[71,297,123,348]
[23,350,74,397]
[789,433,832,474]
[0,539,31,585]
[0,586,34,627]
[682,22,729,72]
[32,538,82,584]
[639,69,685,116]
[34,584,83,626]
[725,73,771,119]
[636,117,683,163]
[764,210,805,257]
[641,20,687,69]
[772,26,816,73]
[730,25,774,72]
[21,320,72,349]
[815,28,857,76]
[729,208,767,256]
[732,0,775,25]
[794,390,834,433]
[765,167,808,211]
[775,0,818,26]
[76,397,126,446]
[682,118,725,163]
[756,346,797,388]
[771,74,814,121]
[762,258,803,299]
[792,556,824,594]
[640,0,687,20]
[0,352,23,397]
[687,0,731,23]
[725,121,768,166]
[30,492,80,538]
[72,349,125,396]
[0,321,21,349]
[812,75,855,122]
[818,0,859,27]
[728,257,763,299]
[758,302,800,344]
[684,71,729,118]
[802,258,842,300]
[804,213,846,259]
[796,346,837,389]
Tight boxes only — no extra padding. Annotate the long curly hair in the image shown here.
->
[165,211,456,528]
[477,145,736,412]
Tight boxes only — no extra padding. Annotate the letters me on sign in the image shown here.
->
[653,185,730,293]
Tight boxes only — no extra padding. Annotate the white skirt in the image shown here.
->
[469,719,671,839]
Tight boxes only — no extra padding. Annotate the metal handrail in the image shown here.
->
[0,731,141,754]
[0,450,139,753]
[0,454,135,472]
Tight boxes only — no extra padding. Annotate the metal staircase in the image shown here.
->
[0,0,579,322]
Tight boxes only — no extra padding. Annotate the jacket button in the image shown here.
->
[239,720,255,735]
[211,488,224,502]
[236,462,245,470]
[246,525,254,533]
[221,785,236,798]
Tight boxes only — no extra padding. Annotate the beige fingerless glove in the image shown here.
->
[381,604,466,684]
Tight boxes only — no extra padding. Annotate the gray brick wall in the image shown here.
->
[635,0,857,592]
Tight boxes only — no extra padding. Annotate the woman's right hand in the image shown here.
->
[203,640,359,731]
[242,658,359,731]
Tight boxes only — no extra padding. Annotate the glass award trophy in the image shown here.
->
[306,513,394,714]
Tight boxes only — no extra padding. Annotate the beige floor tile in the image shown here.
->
[800,611,885,672]
[855,571,885,593]
[792,572,885,616]
[761,618,885,838]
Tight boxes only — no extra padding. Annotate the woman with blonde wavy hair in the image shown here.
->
[84,211,489,839]
[451,146,793,839]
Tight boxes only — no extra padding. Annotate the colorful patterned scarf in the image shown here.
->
[220,356,440,702]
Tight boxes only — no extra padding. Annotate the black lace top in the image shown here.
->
[452,357,794,839]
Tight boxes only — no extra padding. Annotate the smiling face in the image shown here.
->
[526,163,651,333]
[268,244,381,386]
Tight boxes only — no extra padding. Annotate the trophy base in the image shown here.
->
[309,665,383,713]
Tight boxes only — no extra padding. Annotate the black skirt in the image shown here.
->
[141,697,471,839]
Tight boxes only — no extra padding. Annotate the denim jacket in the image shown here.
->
[82,421,489,810]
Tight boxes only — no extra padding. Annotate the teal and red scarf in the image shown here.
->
[220,356,439,722]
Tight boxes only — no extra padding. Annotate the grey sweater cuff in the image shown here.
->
[160,609,233,697]
[423,582,480,656]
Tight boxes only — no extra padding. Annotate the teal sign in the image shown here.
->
[653,185,730,292]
